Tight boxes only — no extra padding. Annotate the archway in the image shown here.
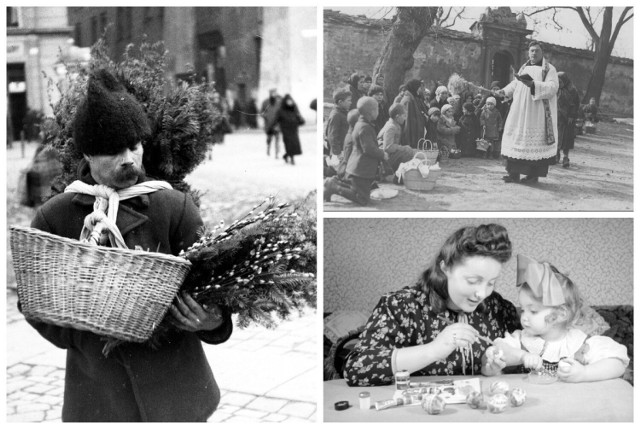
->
[490,50,514,88]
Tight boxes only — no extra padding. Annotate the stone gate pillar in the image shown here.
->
[470,7,533,89]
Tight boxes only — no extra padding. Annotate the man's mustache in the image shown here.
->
[115,164,143,181]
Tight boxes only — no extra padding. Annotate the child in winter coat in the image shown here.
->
[479,97,503,159]
[378,103,416,173]
[457,102,481,157]
[437,104,460,154]
[324,98,388,205]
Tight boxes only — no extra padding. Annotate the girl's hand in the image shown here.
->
[168,292,224,332]
[557,358,586,383]
[522,352,543,370]
[483,346,506,376]
[433,323,480,360]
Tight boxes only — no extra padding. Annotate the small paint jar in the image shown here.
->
[359,391,371,410]
[394,370,411,390]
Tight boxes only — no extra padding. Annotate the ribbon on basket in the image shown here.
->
[64,180,172,248]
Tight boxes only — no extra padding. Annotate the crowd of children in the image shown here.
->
[324,75,512,205]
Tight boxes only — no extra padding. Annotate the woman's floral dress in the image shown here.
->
[343,286,521,386]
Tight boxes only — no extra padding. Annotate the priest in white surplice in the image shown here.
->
[498,41,559,184]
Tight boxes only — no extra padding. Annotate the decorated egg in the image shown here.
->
[421,393,447,415]
[487,393,509,413]
[465,391,486,409]
[489,380,510,395]
[508,388,527,407]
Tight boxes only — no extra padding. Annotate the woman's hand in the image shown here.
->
[432,323,480,360]
[522,352,543,370]
[168,292,224,332]
[557,358,586,383]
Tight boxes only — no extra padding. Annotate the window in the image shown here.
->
[74,23,82,46]
[100,12,108,36]
[7,7,19,27]
[116,7,125,40]
[91,16,98,44]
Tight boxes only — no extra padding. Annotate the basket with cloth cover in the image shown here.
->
[10,180,192,343]
[397,152,441,192]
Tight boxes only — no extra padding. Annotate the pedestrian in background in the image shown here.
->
[276,94,305,165]
[261,88,281,158]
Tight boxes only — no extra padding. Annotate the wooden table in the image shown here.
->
[324,374,633,421]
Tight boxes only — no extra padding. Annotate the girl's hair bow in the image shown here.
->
[516,254,565,306]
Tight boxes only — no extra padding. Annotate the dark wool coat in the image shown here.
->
[557,85,581,151]
[400,92,428,149]
[346,117,385,179]
[25,161,233,422]
[277,105,304,156]
[457,113,482,156]
[325,105,349,156]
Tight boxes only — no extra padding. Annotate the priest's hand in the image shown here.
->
[168,291,224,332]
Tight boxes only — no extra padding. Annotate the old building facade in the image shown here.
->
[68,7,317,123]
[6,7,73,140]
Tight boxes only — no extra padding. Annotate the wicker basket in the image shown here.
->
[416,139,439,165]
[10,225,192,342]
[475,138,492,152]
[403,154,441,191]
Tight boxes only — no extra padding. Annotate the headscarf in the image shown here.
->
[405,79,422,96]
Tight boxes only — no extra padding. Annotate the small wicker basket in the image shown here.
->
[476,138,492,152]
[403,153,441,192]
[10,225,192,342]
[416,139,439,165]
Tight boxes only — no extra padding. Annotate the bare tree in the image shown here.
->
[527,6,633,103]
[371,7,440,102]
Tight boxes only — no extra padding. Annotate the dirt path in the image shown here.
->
[324,121,633,212]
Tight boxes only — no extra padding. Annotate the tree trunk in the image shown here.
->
[372,7,439,103]
[582,8,614,104]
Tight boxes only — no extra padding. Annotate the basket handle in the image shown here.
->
[413,151,427,161]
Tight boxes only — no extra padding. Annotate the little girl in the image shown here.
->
[482,254,629,382]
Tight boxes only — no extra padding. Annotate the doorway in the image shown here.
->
[490,51,513,88]
[7,63,27,141]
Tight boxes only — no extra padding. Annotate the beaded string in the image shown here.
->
[456,313,474,376]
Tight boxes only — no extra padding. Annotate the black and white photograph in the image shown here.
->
[322,6,633,211]
[6,6,317,423]
[322,218,633,421]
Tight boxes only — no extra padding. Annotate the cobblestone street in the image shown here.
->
[6,126,319,423]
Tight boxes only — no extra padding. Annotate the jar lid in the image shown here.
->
[395,370,410,377]
[359,391,370,398]
[334,400,350,411]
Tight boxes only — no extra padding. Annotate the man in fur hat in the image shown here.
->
[24,69,232,422]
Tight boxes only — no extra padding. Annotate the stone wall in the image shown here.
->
[324,10,633,116]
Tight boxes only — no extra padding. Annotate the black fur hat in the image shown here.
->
[73,68,151,155]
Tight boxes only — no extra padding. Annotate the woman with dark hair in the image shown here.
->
[276,94,305,165]
[343,224,521,387]
[400,78,429,148]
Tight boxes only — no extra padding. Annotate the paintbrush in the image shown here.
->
[436,315,494,345]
